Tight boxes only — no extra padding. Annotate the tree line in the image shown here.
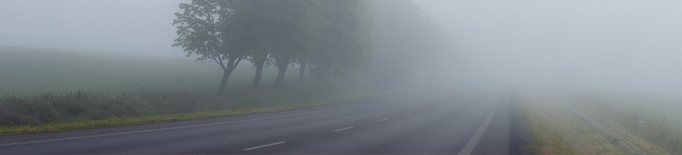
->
[173,0,446,92]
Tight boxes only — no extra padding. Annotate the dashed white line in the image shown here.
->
[377,118,389,122]
[404,112,412,115]
[243,141,286,150]
[333,126,354,132]
[458,97,500,155]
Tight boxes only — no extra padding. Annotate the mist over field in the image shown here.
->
[0,0,185,57]
[412,0,682,95]
[1,1,682,154]
[2,0,682,94]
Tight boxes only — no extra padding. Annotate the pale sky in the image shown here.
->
[412,0,682,93]
[0,0,186,57]
[2,0,682,93]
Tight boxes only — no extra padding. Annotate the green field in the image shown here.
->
[0,47,307,96]
[0,47,388,133]
[558,90,682,154]
[571,90,682,129]
[517,91,674,155]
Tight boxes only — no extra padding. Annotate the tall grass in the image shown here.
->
[0,48,391,130]
[0,77,380,127]
[572,94,682,154]
[516,93,625,155]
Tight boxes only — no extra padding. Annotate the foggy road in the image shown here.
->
[0,91,519,154]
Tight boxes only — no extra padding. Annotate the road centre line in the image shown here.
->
[333,126,354,132]
[243,141,286,150]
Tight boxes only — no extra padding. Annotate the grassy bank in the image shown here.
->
[517,92,626,154]
[0,90,394,136]
[518,90,677,154]
[568,92,681,154]
[0,48,401,136]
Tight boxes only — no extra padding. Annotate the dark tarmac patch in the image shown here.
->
[509,95,533,155]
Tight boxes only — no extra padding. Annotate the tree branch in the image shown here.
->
[215,51,226,70]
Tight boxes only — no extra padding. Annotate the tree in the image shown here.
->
[260,0,322,88]
[224,0,270,88]
[305,0,372,80]
[366,0,447,88]
[228,0,321,88]
[173,0,246,93]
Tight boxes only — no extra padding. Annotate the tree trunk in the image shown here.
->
[274,56,290,88]
[218,69,232,92]
[297,60,306,83]
[252,64,264,88]
[251,52,268,88]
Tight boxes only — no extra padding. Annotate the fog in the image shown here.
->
[2,0,682,94]
[0,0,186,57]
[2,1,682,153]
[412,0,682,94]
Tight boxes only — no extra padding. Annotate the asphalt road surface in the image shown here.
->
[0,90,523,154]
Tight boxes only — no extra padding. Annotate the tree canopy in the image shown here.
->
[173,0,446,92]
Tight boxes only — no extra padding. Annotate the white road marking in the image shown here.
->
[0,100,388,147]
[458,97,500,155]
[243,141,286,150]
[404,112,411,115]
[377,118,389,122]
[333,126,354,132]
[422,107,428,110]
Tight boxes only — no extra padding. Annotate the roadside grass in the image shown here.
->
[568,92,679,154]
[0,47,401,136]
[573,90,682,130]
[0,90,393,136]
[517,92,627,155]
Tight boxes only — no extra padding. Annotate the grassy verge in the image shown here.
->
[0,48,405,136]
[517,92,629,155]
[0,90,395,136]
[568,92,677,154]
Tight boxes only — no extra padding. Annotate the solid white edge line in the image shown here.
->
[0,99,389,147]
[458,96,500,155]
[377,118,389,122]
[243,141,286,151]
[333,126,354,132]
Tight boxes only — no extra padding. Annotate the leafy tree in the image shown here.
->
[228,0,322,88]
[260,0,322,88]
[230,0,278,88]
[305,0,372,80]
[173,0,246,92]
[366,0,447,88]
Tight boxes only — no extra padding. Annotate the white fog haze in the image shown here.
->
[0,0,187,57]
[2,1,682,154]
[2,0,681,93]
[412,0,682,94]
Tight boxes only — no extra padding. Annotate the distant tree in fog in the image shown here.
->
[367,0,447,89]
[173,0,246,93]
[305,0,373,81]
